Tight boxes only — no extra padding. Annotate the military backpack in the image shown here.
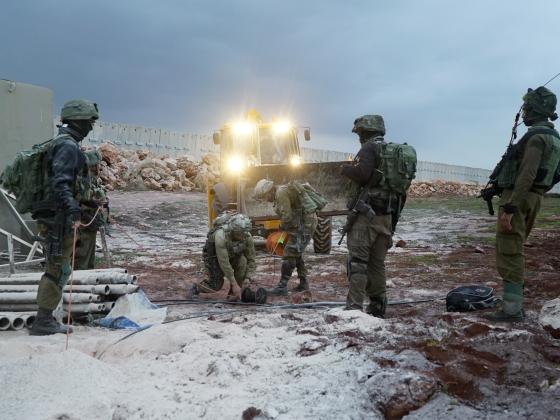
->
[0,138,53,214]
[378,142,417,196]
[288,181,328,214]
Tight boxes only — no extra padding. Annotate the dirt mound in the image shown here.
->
[409,180,482,197]
[93,143,219,192]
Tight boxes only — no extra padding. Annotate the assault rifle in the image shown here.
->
[479,109,521,215]
[338,169,383,245]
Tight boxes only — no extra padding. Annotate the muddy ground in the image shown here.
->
[104,191,560,418]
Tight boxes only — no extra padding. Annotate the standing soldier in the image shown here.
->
[30,100,99,335]
[74,150,108,270]
[340,115,416,318]
[253,179,326,296]
[483,87,560,322]
[194,213,256,301]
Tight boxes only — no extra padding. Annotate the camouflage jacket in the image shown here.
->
[213,228,256,282]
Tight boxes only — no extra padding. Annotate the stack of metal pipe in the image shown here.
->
[0,268,139,329]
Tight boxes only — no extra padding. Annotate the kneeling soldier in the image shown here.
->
[195,213,256,301]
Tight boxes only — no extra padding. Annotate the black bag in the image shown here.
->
[446,285,500,312]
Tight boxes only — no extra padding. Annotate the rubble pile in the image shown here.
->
[408,180,482,197]
[95,143,219,192]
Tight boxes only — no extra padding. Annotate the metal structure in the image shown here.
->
[0,80,52,269]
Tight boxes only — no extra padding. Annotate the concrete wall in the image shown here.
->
[0,80,53,173]
[81,121,217,159]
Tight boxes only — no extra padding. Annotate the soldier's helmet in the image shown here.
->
[84,150,102,166]
[229,214,252,234]
[352,115,385,135]
[253,179,274,199]
[61,99,100,122]
[523,87,558,121]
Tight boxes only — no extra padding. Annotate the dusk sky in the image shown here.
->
[2,0,560,168]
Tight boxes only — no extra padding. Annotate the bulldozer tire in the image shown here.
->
[313,216,332,254]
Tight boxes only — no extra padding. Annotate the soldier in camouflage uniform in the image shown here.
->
[341,115,395,318]
[30,99,99,335]
[253,179,318,296]
[484,87,560,322]
[74,150,108,270]
[195,213,256,301]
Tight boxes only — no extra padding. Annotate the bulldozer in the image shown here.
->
[208,110,351,254]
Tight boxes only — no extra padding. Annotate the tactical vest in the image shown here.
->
[494,127,560,190]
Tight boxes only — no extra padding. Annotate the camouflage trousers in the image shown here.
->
[496,189,542,287]
[346,214,392,313]
[74,229,97,270]
[282,215,317,279]
[197,254,248,293]
[36,224,75,310]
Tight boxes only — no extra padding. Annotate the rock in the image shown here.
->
[403,394,484,419]
[136,149,149,160]
[176,157,199,177]
[474,246,485,254]
[396,239,407,248]
[98,143,121,165]
[163,157,178,171]
[144,178,162,190]
[539,298,560,339]
[140,167,161,181]
[242,407,262,420]
[366,370,437,418]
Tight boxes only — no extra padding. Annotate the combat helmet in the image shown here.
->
[352,115,385,135]
[61,99,100,122]
[522,87,558,121]
[229,214,252,233]
[253,179,274,199]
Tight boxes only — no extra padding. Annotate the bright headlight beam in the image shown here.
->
[289,155,302,166]
[272,120,291,134]
[227,155,245,173]
[232,121,254,136]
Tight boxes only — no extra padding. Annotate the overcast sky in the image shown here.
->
[2,0,560,168]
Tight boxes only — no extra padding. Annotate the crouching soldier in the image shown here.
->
[194,213,256,301]
[253,179,326,296]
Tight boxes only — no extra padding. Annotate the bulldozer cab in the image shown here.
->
[213,118,307,170]
[209,112,348,254]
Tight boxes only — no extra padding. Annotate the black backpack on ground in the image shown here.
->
[446,285,500,312]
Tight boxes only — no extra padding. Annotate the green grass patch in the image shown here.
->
[406,196,491,214]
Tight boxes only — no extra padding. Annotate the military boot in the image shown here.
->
[366,296,387,319]
[29,308,73,336]
[483,282,524,322]
[268,278,289,296]
[292,277,309,292]
[269,259,295,296]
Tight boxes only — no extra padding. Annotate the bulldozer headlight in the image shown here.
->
[289,155,302,167]
[227,155,245,173]
[272,120,291,134]
[232,121,254,136]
